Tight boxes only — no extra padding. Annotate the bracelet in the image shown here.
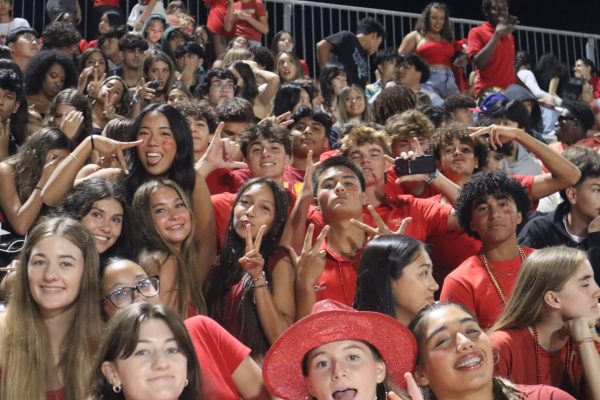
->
[90,134,95,150]
[252,281,269,289]
[69,152,83,166]
[251,271,265,282]
[34,186,42,191]
[424,169,438,185]
[576,337,594,346]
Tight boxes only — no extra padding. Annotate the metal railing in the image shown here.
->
[13,0,600,78]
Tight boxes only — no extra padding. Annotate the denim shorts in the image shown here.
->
[421,67,459,98]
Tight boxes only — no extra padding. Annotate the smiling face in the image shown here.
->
[150,186,192,249]
[469,195,522,246]
[136,111,177,176]
[245,138,290,181]
[391,248,439,325]
[306,340,385,400]
[344,87,366,119]
[80,198,124,254]
[99,78,126,105]
[552,260,600,321]
[102,260,160,319]
[41,63,66,98]
[233,183,276,240]
[415,305,494,398]
[428,7,446,33]
[27,235,85,319]
[101,319,188,400]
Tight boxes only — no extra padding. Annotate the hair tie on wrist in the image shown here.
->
[90,134,95,150]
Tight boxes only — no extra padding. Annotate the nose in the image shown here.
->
[430,277,440,292]
[151,351,169,370]
[334,181,345,192]
[456,332,475,352]
[42,264,59,282]
[331,361,347,380]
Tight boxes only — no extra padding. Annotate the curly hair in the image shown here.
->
[430,121,488,170]
[195,67,237,98]
[41,21,81,49]
[339,125,390,156]
[455,171,531,240]
[372,84,417,124]
[384,109,434,141]
[24,50,77,96]
[216,96,255,123]
[174,98,218,133]
[240,120,292,157]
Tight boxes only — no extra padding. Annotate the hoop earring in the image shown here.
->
[112,385,122,393]
[493,349,500,365]
[184,379,189,387]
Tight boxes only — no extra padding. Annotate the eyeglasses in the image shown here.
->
[211,81,236,91]
[558,115,578,124]
[102,276,160,309]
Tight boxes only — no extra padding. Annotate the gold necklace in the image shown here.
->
[479,247,526,304]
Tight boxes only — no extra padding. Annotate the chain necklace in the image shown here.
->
[479,247,526,304]
[531,325,572,385]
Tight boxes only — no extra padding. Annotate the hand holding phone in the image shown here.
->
[394,154,436,176]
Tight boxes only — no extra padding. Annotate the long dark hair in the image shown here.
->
[124,103,195,200]
[415,2,453,42]
[0,68,27,147]
[272,82,304,116]
[206,178,289,355]
[231,60,259,103]
[319,63,346,110]
[533,53,569,96]
[354,235,424,318]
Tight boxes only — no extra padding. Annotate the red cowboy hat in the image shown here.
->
[263,300,417,400]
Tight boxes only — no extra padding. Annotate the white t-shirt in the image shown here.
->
[127,1,166,32]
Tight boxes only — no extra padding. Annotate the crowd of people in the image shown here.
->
[0,0,598,398]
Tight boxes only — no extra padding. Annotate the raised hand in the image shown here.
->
[468,124,521,150]
[239,224,266,278]
[101,90,118,119]
[195,122,248,175]
[350,204,412,237]
[87,68,106,99]
[60,110,84,140]
[90,135,143,173]
[134,78,156,102]
[291,224,330,287]
[259,111,294,128]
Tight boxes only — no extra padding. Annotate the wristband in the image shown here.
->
[253,281,269,289]
[90,134,95,150]
[425,169,438,185]
[251,271,266,281]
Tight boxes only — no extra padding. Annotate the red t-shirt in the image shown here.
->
[184,315,251,400]
[516,385,576,400]
[467,22,515,95]
[590,76,600,99]
[384,165,441,199]
[46,389,64,400]
[206,168,239,195]
[491,327,600,396]
[204,0,230,36]
[439,247,535,330]
[231,0,266,42]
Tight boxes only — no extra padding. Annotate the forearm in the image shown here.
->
[42,136,94,206]
[3,189,45,235]
[294,281,316,320]
[548,77,559,97]
[279,191,312,253]
[256,69,280,107]
[316,41,331,69]
[245,16,268,34]
[192,173,217,284]
[473,33,501,69]
[224,3,234,32]
[254,286,293,343]
[429,171,461,205]
[578,340,600,400]
[139,0,159,25]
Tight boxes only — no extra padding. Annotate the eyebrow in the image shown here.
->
[321,174,357,184]
[31,252,77,261]
[136,337,178,345]
[579,274,593,282]
[426,317,476,342]
[309,344,367,361]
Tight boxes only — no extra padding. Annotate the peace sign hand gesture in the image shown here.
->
[350,204,412,238]
[87,68,106,99]
[239,224,266,279]
[289,224,330,287]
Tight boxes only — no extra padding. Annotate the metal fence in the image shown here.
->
[15,0,600,78]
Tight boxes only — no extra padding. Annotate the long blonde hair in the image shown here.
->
[0,217,102,400]
[132,179,206,317]
[491,247,588,332]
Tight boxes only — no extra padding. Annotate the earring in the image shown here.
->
[184,379,189,387]
[492,349,500,365]
[112,385,122,393]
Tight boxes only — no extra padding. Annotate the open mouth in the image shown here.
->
[260,162,276,168]
[454,353,484,370]
[332,389,357,400]
[146,152,163,166]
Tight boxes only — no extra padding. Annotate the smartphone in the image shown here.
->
[394,154,436,176]
[148,79,160,89]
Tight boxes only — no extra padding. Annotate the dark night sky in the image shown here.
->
[314,0,600,35]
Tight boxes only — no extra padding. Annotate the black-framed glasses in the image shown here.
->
[102,276,160,309]
[558,115,578,124]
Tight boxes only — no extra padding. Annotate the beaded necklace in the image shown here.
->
[531,325,572,386]
[479,247,526,304]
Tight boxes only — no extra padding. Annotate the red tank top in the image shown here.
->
[416,40,455,67]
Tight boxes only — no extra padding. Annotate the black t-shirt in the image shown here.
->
[325,31,369,86]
